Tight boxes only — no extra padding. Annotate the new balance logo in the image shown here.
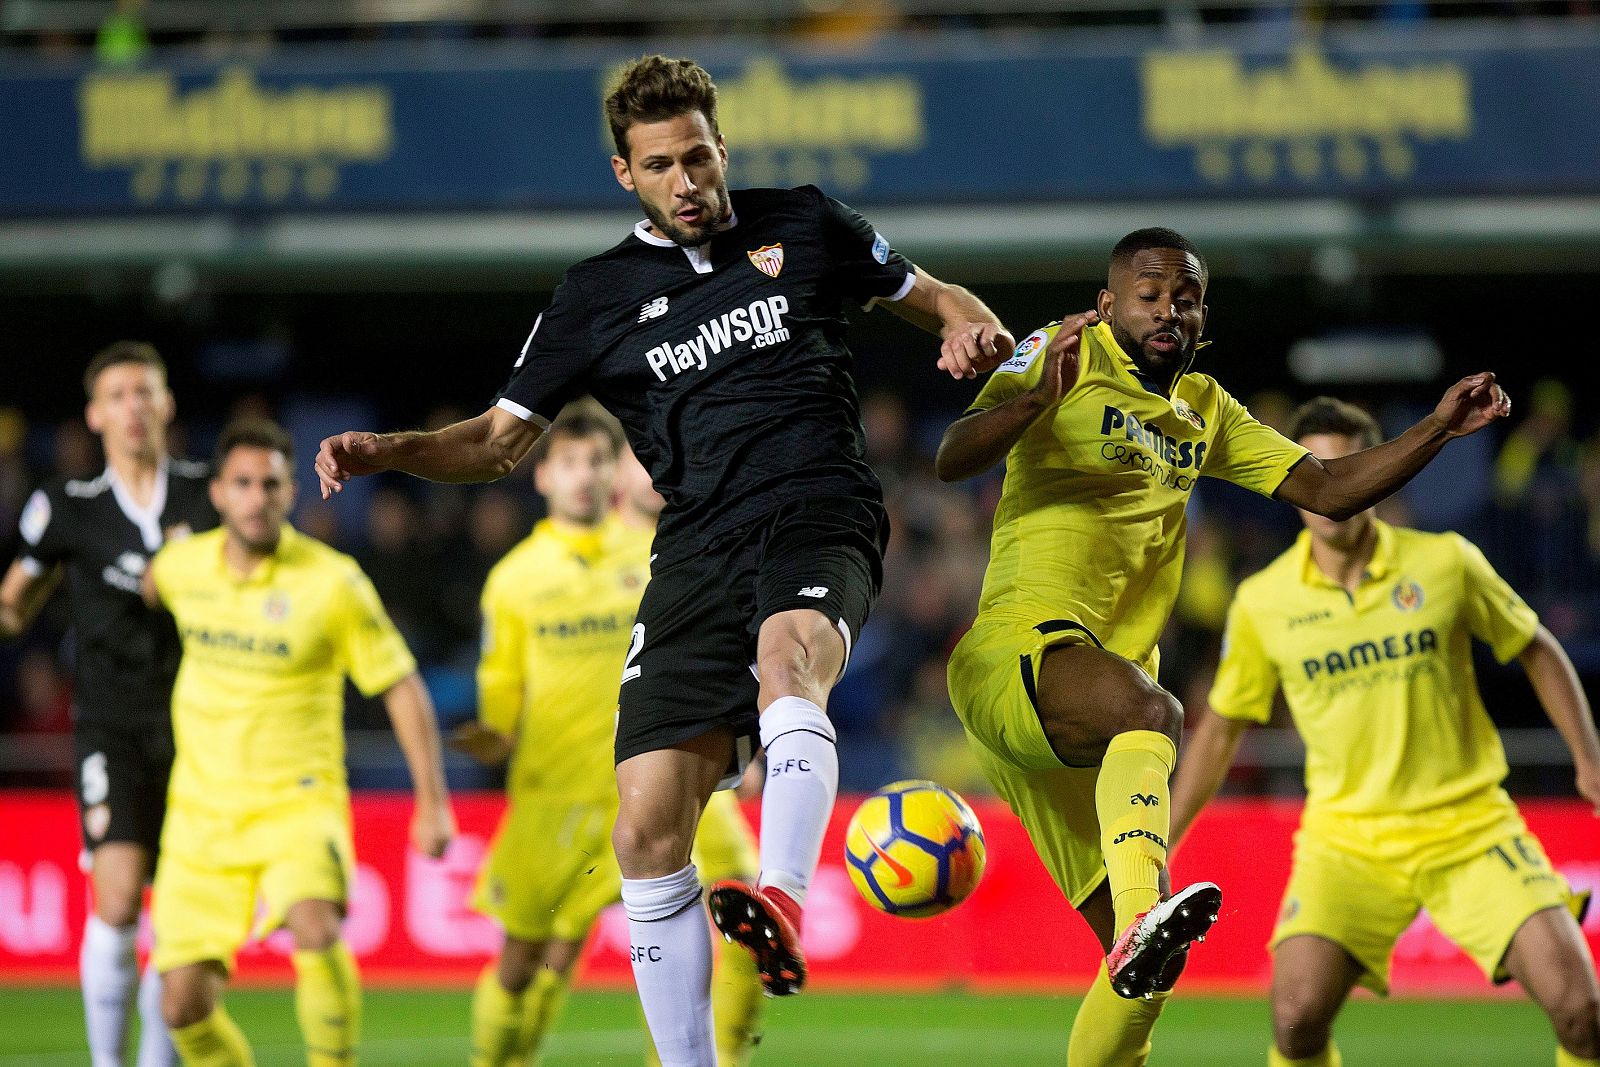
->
[797,586,829,598]
[638,297,669,322]
[1130,793,1160,806]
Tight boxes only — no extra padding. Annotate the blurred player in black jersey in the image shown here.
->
[316,55,1013,1067]
[2,342,215,1067]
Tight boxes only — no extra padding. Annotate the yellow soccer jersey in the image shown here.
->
[1209,520,1540,815]
[150,526,416,816]
[970,320,1308,669]
[477,516,652,802]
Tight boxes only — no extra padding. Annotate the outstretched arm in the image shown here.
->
[934,311,1096,482]
[1518,625,1600,816]
[886,268,1017,380]
[1169,708,1249,854]
[315,405,543,500]
[381,672,457,858]
[1275,372,1511,520]
[0,560,60,638]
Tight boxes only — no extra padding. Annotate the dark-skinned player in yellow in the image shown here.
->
[936,227,1511,1066]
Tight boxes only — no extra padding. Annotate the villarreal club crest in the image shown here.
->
[844,779,987,918]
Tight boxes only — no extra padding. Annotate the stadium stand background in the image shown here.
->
[4,0,1599,806]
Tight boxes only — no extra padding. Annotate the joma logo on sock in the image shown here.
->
[1112,828,1167,849]
[1130,793,1160,806]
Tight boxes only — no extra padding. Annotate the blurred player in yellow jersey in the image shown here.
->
[1171,397,1600,1067]
[937,228,1511,1066]
[144,420,456,1067]
[458,403,762,1067]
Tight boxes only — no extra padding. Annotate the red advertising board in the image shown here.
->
[1,791,1595,994]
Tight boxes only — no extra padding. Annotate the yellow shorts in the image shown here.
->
[947,616,1157,908]
[153,798,355,974]
[472,794,621,944]
[694,790,758,883]
[1272,791,1578,994]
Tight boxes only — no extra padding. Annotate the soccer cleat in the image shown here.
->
[1106,881,1222,1000]
[707,880,807,998]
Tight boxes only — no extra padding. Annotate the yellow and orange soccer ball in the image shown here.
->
[843,779,986,918]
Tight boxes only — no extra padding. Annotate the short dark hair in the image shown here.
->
[1287,396,1382,450]
[605,55,720,160]
[213,418,294,471]
[84,341,166,399]
[532,399,625,464]
[1110,227,1208,285]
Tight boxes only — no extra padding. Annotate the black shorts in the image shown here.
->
[615,495,888,781]
[73,715,174,853]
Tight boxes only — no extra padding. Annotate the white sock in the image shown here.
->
[622,865,715,1067]
[136,965,177,1067]
[757,696,838,908]
[81,915,137,1067]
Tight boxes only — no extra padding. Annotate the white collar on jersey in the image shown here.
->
[106,457,170,553]
[631,209,740,276]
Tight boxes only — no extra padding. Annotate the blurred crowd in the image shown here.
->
[5,0,1598,65]
[3,380,1599,796]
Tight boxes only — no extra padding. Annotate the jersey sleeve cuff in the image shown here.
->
[864,269,916,311]
[884,271,916,302]
[495,397,551,429]
[1266,448,1315,497]
[1210,700,1271,725]
[1494,620,1541,664]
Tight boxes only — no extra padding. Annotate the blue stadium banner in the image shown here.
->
[2,30,1599,215]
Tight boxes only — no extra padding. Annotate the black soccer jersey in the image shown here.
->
[16,459,216,727]
[496,185,914,557]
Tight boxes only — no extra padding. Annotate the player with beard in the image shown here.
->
[146,420,454,1066]
[314,55,1012,1067]
[936,228,1511,1065]
[2,342,215,1067]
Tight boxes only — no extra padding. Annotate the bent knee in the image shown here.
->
[1118,688,1182,743]
[285,905,342,952]
[1272,994,1337,1058]
[161,985,212,1031]
[757,611,843,693]
[1551,987,1600,1056]
[611,815,692,877]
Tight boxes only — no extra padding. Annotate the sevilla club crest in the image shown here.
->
[747,243,784,278]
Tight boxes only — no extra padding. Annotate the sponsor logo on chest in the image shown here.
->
[643,295,792,382]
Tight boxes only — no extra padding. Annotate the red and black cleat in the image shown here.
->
[1106,881,1222,1000]
[708,880,807,998]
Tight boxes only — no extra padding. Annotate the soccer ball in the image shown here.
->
[843,779,986,918]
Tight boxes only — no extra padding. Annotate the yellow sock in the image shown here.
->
[519,967,570,1066]
[1557,1049,1600,1067]
[292,943,361,1067]
[1067,963,1168,1066]
[1097,731,1176,932]
[471,965,525,1067]
[712,930,766,1066]
[471,964,570,1067]
[1267,1042,1342,1066]
[170,1006,254,1067]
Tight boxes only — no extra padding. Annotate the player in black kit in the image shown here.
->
[1,342,215,1067]
[315,56,1014,1066]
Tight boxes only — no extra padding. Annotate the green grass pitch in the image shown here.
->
[0,986,1559,1065]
